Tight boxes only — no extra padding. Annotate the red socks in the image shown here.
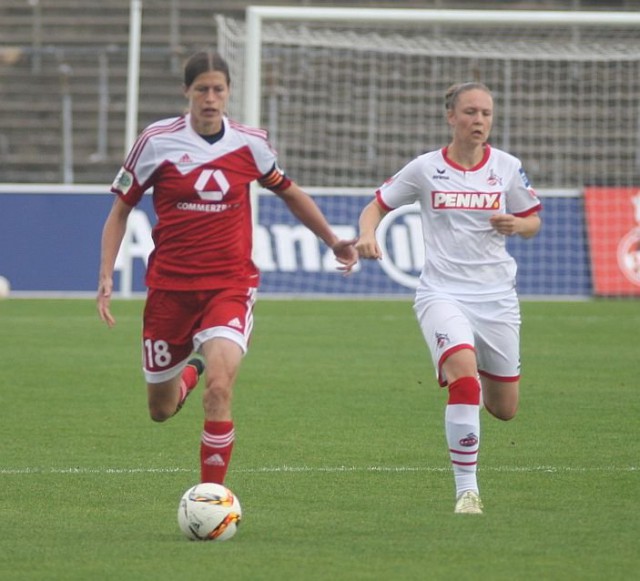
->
[200,420,235,484]
[445,377,481,497]
[177,365,199,407]
[448,376,481,405]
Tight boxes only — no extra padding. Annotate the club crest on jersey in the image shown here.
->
[487,169,502,186]
[432,191,501,210]
[113,167,133,195]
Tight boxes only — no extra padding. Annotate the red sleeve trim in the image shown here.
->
[375,189,394,212]
[513,203,542,218]
[113,190,137,207]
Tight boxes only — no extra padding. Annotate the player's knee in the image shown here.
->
[203,382,232,415]
[485,402,518,421]
[148,405,173,423]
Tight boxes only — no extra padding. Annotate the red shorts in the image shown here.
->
[142,287,256,383]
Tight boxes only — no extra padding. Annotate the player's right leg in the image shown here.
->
[442,351,483,515]
[141,288,202,422]
[174,357,205,414]
[414,294,483,513]
[144,355,204,421]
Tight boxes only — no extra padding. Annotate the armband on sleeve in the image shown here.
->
[258,163,292,193]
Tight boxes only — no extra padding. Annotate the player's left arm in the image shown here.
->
[491,162,542,239]
[273,181,358,273]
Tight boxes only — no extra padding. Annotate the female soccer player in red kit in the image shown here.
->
[97,51,357,484]
[356,82,541,514]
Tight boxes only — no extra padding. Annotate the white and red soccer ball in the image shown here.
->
[177,483,242,541]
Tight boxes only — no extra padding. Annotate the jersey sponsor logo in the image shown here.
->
[194,169,230,202]
[176,202,231,212]
[432,191,500,210]
[112,167,134,195]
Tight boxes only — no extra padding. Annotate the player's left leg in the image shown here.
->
[193,287,256,484]
[474,293,522,421]
[481,377,519,420]
[196,337,242,484]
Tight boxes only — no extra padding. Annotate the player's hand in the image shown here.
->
[97,277,116,327]
[355,234,382,260]
[490,214,519,236]
[331,238,359,275]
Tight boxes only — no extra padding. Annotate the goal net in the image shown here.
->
[216,8,640,298]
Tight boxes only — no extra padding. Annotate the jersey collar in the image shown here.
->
[442,144,491,172]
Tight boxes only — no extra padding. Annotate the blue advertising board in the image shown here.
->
[0,186,590,297]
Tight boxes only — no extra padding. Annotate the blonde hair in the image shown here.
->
[445,82,492,111]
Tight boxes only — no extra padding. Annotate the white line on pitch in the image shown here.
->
[0,465,637,475]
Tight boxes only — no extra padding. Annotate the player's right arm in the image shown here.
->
[356,199,388,260]
[357,157,422,260]
[97,196,134,327]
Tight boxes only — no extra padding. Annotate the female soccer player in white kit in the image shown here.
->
[97,51,357,486]
[356,82,542,514]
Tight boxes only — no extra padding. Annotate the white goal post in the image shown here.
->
[213,7,640,298]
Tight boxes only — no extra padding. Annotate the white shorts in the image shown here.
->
[413,291,521,386]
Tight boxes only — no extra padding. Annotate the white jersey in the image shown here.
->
[376,145,541,297]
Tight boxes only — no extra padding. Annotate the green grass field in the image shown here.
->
[0,298,638,580]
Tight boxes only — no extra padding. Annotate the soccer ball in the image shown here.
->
[177,483,242,541]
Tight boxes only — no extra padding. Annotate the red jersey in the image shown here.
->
[111,115,290,290]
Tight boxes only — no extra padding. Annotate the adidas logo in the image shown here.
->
[178,153,192,163]
[204,453,225,467]
[227,317,242,329]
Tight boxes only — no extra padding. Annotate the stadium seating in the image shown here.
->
[0,0,633,184]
